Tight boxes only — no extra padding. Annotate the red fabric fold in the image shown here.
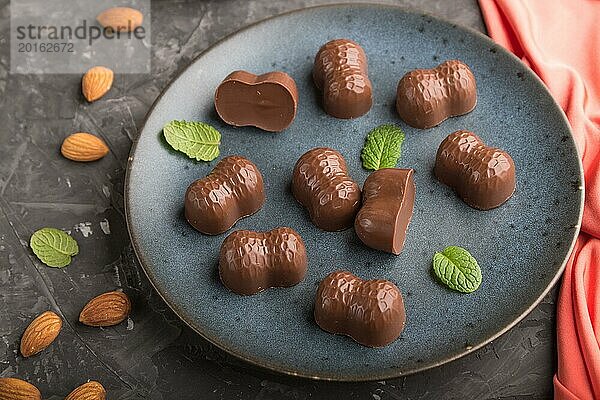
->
[478,1,600,398]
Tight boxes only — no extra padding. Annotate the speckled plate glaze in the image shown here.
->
[125,4,583,381]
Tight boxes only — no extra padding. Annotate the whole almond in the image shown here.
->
[20,310,62,357]
[97,7,143,32]
[61,133,109,162]
[82,66,113,102]
[0,377,41,400]
[79,291,131,327]
[65,381,106,400]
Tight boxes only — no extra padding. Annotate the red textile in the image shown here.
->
[478,1,600,398]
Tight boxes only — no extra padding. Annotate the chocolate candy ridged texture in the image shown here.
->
[396,60,477,129]
[214,70,298,132]
[313,39,373,119]
[314,271,406,347]
[291,148,361,231]
[355,169,415,255]
[434,130,516,210]
[185,156,265,235]
[219,228,308,295]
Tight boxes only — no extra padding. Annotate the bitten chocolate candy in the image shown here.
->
[396,60,477,129]
[214,70,298,132]
[313,39,373,119]
[355,169,415,255]
[314,271,406,347]
[292,148,361,231]
[434,130,516,210]
[185,156,265,235]
[219,227,308,295]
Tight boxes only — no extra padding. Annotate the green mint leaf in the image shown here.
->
[30,228,79,268]
[361,124,406,170]
[163,120,221,161]
[433,246,482,293]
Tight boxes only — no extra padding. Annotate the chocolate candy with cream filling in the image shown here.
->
[396,60,477,129]
[355,168,415,255]
[219,227,308,295]
[185,156,265,235]
[314,270,406,347]
[215,71,298,132]
[434,130,516,210]
[292,147,361,231]
[313,39,373,119]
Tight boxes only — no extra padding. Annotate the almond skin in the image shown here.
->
[82,66,113,102]
[65,381,106,400]
[97,7,143,32]
[79,291,131,327]
[20,310,62,357]
[61,133,109,162]
[0,377,41,400]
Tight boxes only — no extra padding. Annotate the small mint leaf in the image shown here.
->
[361,124,406,170]
[163,120,221,161]
[433,246,482,293]
[30,228,79,268]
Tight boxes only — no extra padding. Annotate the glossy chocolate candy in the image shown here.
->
[434,130,516,210]
[355,168,415,255]
[396,60,477,129]
[314,270,406,347]
[215,71,298,132]
[219,227,308,295]
[291,148,361,231]
[185,156,265,235]
[313,39,373,119]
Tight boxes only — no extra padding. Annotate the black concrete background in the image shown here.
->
[0,1,557,398]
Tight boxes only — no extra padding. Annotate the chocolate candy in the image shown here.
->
[185,156,265,235]
[214,70,298,132]
[396,60,477,129]
[314,271,406,347]
[355,169,415,255]
[219,228,308,295]
[434,130,516,210]
[292,148,361,231]
[313,39,373,119]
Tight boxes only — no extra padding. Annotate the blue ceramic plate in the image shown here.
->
[125,4,583,381]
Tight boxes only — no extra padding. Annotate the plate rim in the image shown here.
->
[124,2,584,381]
